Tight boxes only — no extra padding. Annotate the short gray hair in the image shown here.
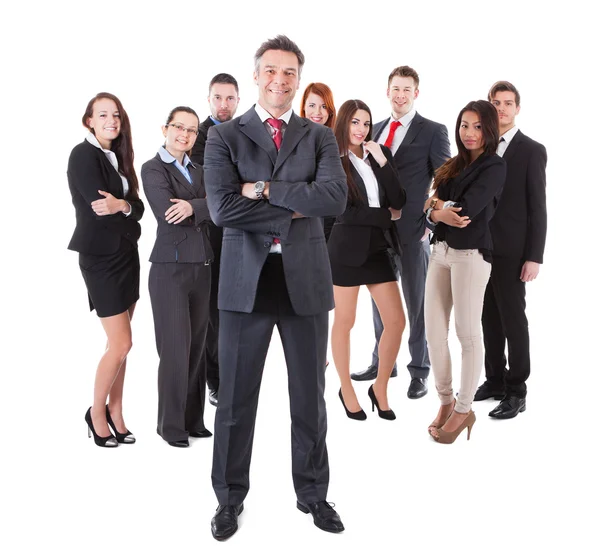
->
[254,35,305,75]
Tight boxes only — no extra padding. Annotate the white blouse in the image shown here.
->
[86,132,130,196]
[349,150,380,207]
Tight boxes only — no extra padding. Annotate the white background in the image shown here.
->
[2,1,598,551]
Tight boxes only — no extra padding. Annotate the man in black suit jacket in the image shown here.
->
[351,66,451,399]
[190,73,240,408]
[204,36,347,541]
[476,81,547,419]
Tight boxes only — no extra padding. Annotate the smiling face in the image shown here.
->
[490,90,520,132]
[387,76,419,119]
[459,110,484,158]
[349,109,371,147]
[87,98,121,148]
[304,92,329,125]
[162,111,199,156]
[208,83,239,122]
[254,49,300,117]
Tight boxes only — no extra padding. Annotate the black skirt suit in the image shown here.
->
[67,139,144,317]
[328,146,406,286]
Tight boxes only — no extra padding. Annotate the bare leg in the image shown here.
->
[90,307,134,437]
[107,303,136,433]
[331,285,363,413]
[366,281,405,411]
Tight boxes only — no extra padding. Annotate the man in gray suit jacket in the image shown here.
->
[204,35,347,541]
[351,66,451,399]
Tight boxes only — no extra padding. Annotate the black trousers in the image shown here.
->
[212,255,329,505]
[205,239,221,392]
[482,256,530,397]
[149,262,211,441]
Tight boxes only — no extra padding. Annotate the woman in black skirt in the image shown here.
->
[67,92,144,447]
[328,100,406,421]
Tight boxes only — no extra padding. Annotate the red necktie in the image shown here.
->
[266,118,283,244]
[384,121,402,149]
[266,118,283,150]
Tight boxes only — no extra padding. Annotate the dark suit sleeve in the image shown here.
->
[268,128,348,217]
[429,123,451,173]
[372,147,406,210]
[142,164,209,227]
[68,146,108,219]
[524,143,547,263]
[190,131,207,165]
[457,160,507,219]
[125,198,144,222]
[204,126,294,238]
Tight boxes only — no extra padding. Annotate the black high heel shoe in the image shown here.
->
[367,385,396,420]
[85,407,118,447]
[338,389,367,421]
[105,405,136,444]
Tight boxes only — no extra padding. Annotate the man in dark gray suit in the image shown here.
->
[351,66,451,399]
[203,35,347,541]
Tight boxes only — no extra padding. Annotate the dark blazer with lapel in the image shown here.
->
[67,140,144,255]
[489,130,547,262]
[434,154,506,252]
[374,112,450,244]
[328,147,406,267]
[204,107,348,315]
[190,116,215,166]
[141,153,213,263]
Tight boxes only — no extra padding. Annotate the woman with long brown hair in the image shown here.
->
[67,92,144,447]
[300,83,337,241]
[424,100,506,443]
[328,99,406,421]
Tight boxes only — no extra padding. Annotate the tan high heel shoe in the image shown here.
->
[428,399,456,436]
[434,410,476,444]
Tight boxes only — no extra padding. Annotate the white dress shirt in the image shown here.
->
[497,125,519,157]
[349,149,380,207]
[376,108,417,155]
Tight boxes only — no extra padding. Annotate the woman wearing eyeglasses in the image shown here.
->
[67,92,144,448]
[141,106,215,448]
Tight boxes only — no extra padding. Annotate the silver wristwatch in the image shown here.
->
[254,180,266,199]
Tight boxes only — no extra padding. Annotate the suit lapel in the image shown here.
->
[97,150,124,199]
[274,113,309,174]
[349,160,369,202]
[397,112,425,150]
[373,117,390,142]
[239,107,278,166]
[502,129,522,164]
[164,160,194,191]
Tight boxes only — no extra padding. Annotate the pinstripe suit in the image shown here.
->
[141,151,214,442]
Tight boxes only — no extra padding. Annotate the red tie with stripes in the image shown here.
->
[384,121,402,149]
[266,118,283,244]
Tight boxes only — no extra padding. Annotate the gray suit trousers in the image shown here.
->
[371,239,431,378]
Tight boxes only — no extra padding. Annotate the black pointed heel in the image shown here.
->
[85,407,118,447]
[367,385,396,420]
[106,405,136,444]
[338,389,367,421]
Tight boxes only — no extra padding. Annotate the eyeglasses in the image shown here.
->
[167,123,199,135]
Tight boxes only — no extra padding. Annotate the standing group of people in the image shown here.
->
[67,34,546,540]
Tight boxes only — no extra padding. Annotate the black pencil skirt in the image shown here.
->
[79,238,140,318]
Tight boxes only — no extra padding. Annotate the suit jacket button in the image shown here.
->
[196,227,202,232]
[264,241,271,248]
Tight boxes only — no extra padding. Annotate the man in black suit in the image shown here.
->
[190,73,240,407]
[351,66,451,399]
[475,81,547,419]
[204,35,347,541]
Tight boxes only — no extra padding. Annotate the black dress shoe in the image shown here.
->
[189,429,213,438]
[211,504,244,541]
[407,377,428,399]
[167,439,189,448]
[297,501,344,533]
[208,388,218,407]
[474,381,505,401]
[489,396,526,419]
[350,365,398,381]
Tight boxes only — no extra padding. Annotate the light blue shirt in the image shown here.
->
[210,116,221,125]
[158,146,194,184]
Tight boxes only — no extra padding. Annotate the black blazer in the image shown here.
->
[141,153,213,263]
[373,112,450,244]
[328,146,406,267]
[433,154,506,254]
[67,140,144,255]
[189,116,215,166]
[489,131,547,262]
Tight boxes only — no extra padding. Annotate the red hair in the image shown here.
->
[300,83,337,129]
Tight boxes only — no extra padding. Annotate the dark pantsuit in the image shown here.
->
[482,257,530,397]
[205,230,222,392]
[370,239,431,378]
[149,262,211,441]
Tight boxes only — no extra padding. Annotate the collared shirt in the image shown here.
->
[349,149,380,207]
[86,132,131,216]
[210,116,222,125]
[497,125,519,157]
[158,146,194,184]
[377,108,417,155]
